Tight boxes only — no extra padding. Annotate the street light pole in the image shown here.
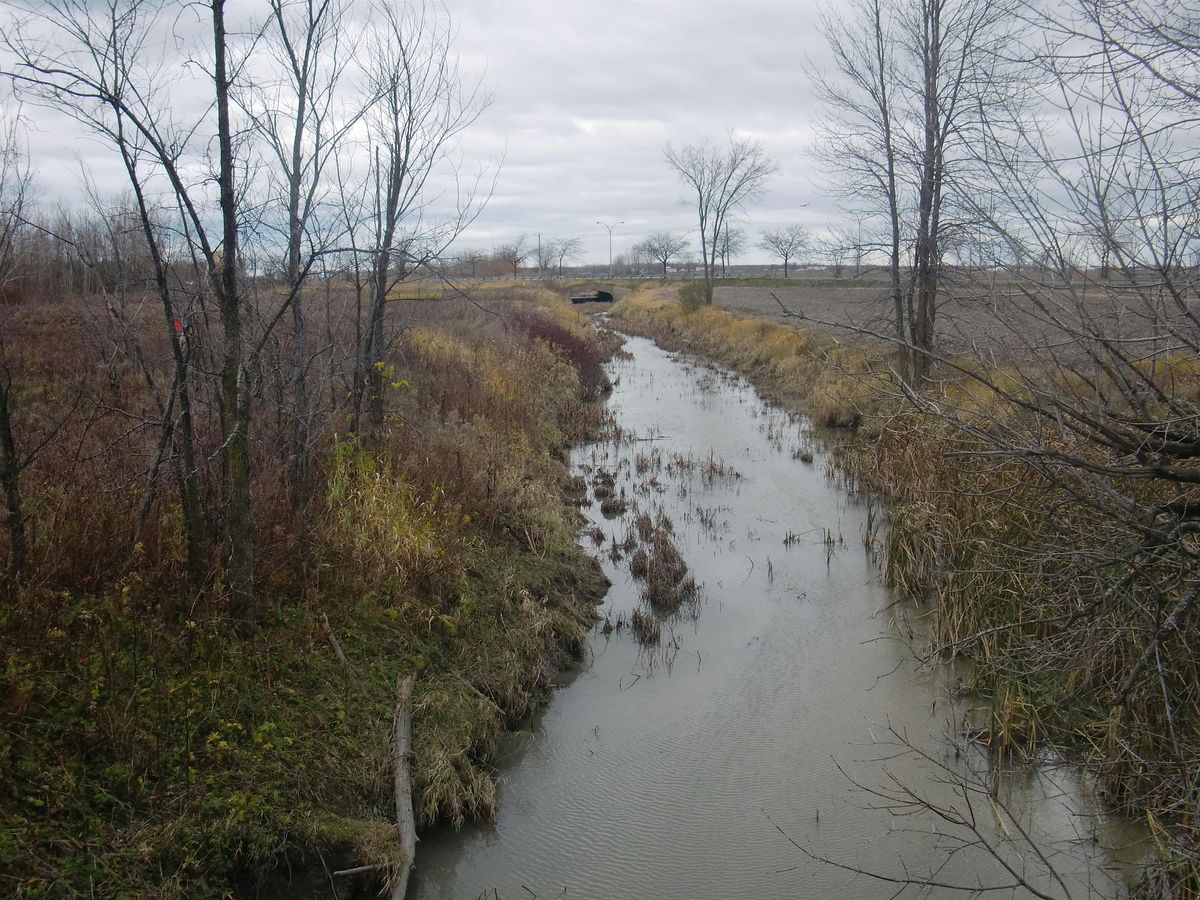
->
[596,220,623,279]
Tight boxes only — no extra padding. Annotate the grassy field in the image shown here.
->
[0,286,614,897]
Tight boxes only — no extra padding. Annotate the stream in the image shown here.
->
[411,334,1149,899]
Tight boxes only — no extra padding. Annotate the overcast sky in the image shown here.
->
[445,0,830,263]
[10,0,838,266]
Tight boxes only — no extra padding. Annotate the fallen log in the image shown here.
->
[391,674,417,900]
[331,863,385,878]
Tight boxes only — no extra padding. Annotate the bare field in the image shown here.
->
[713,273,1194,366]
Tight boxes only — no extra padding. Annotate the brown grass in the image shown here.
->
[0,283,614,897]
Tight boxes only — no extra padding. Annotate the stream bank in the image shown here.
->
[611,287,1197,894]
[410,333,1148,899]
[0,290,615,899]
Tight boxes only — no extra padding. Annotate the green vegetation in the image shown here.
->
[0,289,612,897]
[676,281,708,312]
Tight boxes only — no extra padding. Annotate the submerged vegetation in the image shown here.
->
[0,287,612,897]
[614,283,1200,893]
[637,526,696,614]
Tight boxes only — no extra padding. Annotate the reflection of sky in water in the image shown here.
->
[411,335,1149,900]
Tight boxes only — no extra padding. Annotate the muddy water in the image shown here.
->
[411,336,1147,899]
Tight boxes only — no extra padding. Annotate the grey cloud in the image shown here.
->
[446,0,835,261]
[11,0,842,264]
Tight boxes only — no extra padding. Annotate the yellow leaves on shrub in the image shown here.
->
[408,326,578,450]
[484,368,520,407]
[326,325,583,575]
[323,442,452,588]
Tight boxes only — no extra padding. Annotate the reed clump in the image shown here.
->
[629,546,650,578]
[635,510,655,541]
[640,527,697,613]
[592,469,616,500]
[630,607,661,645]
[599,490,628,517]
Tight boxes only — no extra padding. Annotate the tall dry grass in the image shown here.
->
[0,283,613,897]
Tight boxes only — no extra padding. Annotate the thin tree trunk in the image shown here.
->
[364,278,387,429]
[290,297,308,504]
[364,209,393,431]
[701,227,714,304]
[0,381,26,578]
[116,127,207,585]
[912,0,942,387]
[858,0,909,382]
[213,0,256,624]
[286,39,310,510]
[362,141,405,431]
[135,367,178,537]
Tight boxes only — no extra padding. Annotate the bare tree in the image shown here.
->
[758,225,810,278]
[354,0,492,429]
[815,0,907,353]
[534,235,556,276]
[818,229,849,278]
[2,0,496,616]
[1,0,267,615]
[2,1,214,584]
[208,0,259,620]
[457,246,485,278]
[815,0,1023,384]
[624,245,647,276]
[679,249,698,278]
[1,0,370,619]
[241,0,364,507]
[825,222,872,278]
[633,230,689,276]
[905,0,1026,385]
[664,132,776,303]
[961,5,1200,846]
[552,235,583,275]
[493,236,529,276]
[801,0,1200,885]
